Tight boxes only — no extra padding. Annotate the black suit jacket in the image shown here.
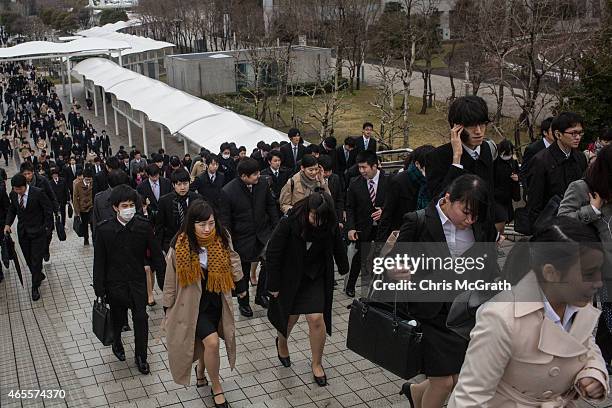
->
[394,203,499,319]
[137,177,172,214]
[345,172,389,241]
[50,177,70,205]
[519,138,546,184]
[426,142,495,202]
[155,191,200,252]
[335,146,356,176]
[192,172,225,208]
[93,168,108,197]
[261,167,290,202]
[219,178,280,261]
[377,170,420,241]
[354,136,377,153]
[280,143,306,172]
[326,173,345,222]
[6,186,54,238]
[63,164,81,190]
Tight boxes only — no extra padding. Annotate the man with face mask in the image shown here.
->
[93,184,165,375]
[73,168,94,245]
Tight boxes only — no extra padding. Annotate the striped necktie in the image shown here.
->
[368,179,376,205]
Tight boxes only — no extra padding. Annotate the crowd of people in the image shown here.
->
[0,60,610,408]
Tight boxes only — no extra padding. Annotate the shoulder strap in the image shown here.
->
[415,208,426,239]
[486,139,498,161]
[290,178,294,194]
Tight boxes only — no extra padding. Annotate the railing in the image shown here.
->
[377,148,412,172]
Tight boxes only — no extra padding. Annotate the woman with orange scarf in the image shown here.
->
[162,199,247,408]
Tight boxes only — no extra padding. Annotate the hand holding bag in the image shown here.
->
[73,215,83,237]
[67,202,73,218]
[55,214,66,241]
[92,297,114,346]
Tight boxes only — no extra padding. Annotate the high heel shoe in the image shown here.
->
[275,337,291,367]
[399,382,414,407]
[194,365,208,388]
[250,278,258,286]
[212,391,229,408]
[312,367,327,387]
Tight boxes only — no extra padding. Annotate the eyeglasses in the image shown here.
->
[563,131,584,137]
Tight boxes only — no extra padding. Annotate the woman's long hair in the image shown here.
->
[173,199,230,251]
[289,188,337,235]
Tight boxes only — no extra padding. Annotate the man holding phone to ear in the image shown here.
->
[426,96,496,214]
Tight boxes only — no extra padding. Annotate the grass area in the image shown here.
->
[206,85,527,150]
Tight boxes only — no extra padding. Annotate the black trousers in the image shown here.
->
[58,203,66,227]
[17,233,46,288]
[1,150,8,165]
[238,260,268,305]
[80,211,93,243]
[346,227,377,291]
[108,281,148,359]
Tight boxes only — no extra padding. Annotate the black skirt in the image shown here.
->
[290,274,325,315]
[195,279,222,341]
[419,309,469,377]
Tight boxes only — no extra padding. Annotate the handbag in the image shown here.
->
[92,297,114,346]
[73,215,83,237]
[347,297,423,380]
[55,214,66,241]
[446,288,500,340]
[67,202,73,218]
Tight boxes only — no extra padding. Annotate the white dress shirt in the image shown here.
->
[199,247,208,269]
[542,294,579,332]
[543,138,552,148]
[452,144,481,170]
[435,198,475,258]
[19,185,30,208]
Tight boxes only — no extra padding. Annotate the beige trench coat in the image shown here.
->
[162,238,244,386]
[278,171,330,214]
[448,272,610,407]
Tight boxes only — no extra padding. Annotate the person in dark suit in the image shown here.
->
[4,174,53,301]
[136,163,172,220]
[335,137,357,179]
[63,156,81,197]
[319,136,338,173]
[354,122,377,153]
[526,112,587,225]
[377,144,435,241]
[392,174,499,408]
[91,156,107,196]
[519,116,555,193]
[49,167,70,227]
[155,169,199,253]
[219,158,280,317]
[344,150,389,297]
[426,96,496,215]
[93,185,165,375]
[260,151,290,206]
[280,128,305,174]
[318,154,344,226]
[191,154,225,209]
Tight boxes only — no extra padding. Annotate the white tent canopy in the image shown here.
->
[0,37,131,59]
[77,20,140,37]
[72,58,286,152]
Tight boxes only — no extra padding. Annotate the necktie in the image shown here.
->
[345,149,349,161]
[153,182,159,201]
[293,146,297,162]
[210,175,215,184]
[368,179,376,205]
[247,185,253,193]
[364,139,369,150]
[473,150,479,160]
[72,165,76,174]
[177,198,186,226]
[19,194,25,209]
[274,170,278,178]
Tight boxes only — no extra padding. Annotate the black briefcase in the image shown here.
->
[73,216,83,237]
[92,297,114,346]
[55,215,66,241]
[347,298,423,380]
[67,203,73,218]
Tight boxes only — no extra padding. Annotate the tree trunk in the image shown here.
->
[495,83,504,125]
[427,64,433,108]
[356,63,361,90]
[420,71,428,115]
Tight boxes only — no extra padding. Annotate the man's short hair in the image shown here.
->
[83,168,94,178]
[108,169,130,188]
[11,173,27,188]
[551,112,584,135]
[106,156,120,170]
[318,154,333,171]
[206,154,219,166]
[344,137,356,148]
[110,184,138,207]
[447,96,489,128]
[362,122,374,130]
[540,117,554,138]
[20,161,34,172]
[237,157,260,177]
[288,128,301,138]
[267,150,282,163]
[356,150,379,167]
[171,168,190,184]
[145,163,160,177]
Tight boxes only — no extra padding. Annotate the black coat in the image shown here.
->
[260,167,290,202]
[426,142,495,202]
[0,190,9,226]
[345,172,389,241]
[377,170,420,241]
[266,216,349,337]
[395,203,499,320]
[519,138,546,184]
[32,173,59,213]
[280,143,306,172]
[335,146,356,176]
[136,177,172,215]
[354,136,377,153]
[50,177,70,205]
[325,173,345,223]
[192,172,225,208]
[493,158,520,208]
[93,168,108,197]
[219,178,280,262]
[526,141,587,224]
[63,164,81,190]
[6,186,54,239]
[155,191,200,252]
[93,215,165,297]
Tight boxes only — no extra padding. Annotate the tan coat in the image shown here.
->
[161,238,244,386]
[278,171,330,214]
[72,180,93,214]
[448,272,609,408]
[190,160,206,181]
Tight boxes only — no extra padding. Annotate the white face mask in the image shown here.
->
[222,153,230,160]
[119,207,136,222]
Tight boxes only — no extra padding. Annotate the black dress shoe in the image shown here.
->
[112,343,126,361]
[399,382,414,407]
[313,368,327,387]
[122,324,131,332]
[135,355,150,375]
[31,287,41,301]
[212,391,229,408]
[275,337,291,367]
[345,288,355,298]
[238,303,253,317]
[254,295,269,309]
[43,253,50,262]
